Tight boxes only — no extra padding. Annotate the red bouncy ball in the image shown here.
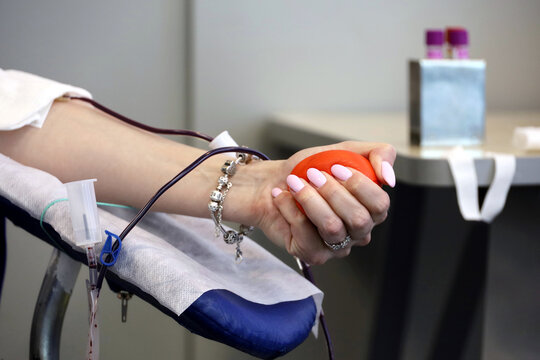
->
[291,150,380,185]
[290,150,380,212]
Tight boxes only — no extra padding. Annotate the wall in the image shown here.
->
[0,1,191,359]
[193,0,540,147]
[0,0,186,130]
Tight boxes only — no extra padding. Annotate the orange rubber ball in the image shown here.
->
[291,150,379,184]
[290,150,380,212]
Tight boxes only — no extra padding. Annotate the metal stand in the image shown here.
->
[29,249,81,360]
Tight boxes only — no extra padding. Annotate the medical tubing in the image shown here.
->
[86,246,99,289]
[300,263,335,360]
[39,199,131,251]
[95,146,270,290]
[65,96,214,142]
[39,198,72,251]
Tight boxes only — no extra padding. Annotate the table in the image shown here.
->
[268,112,540,186]
[267,112,540,360]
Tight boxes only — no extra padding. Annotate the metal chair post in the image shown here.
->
[29,249,81,360]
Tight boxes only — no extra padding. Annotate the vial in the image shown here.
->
[446,27,469,59]
[425,29,444,59]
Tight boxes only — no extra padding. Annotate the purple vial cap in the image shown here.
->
[447,28,468,46]
[425,29,444,46]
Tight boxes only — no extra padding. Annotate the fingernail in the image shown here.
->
[271,187,282,198]
[381,161,396,188]
[287,174,305,193]
[306,168,327,188]
[331,164,352,181]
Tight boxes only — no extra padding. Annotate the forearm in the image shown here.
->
[0,99,271,225]
[0,97,397,264]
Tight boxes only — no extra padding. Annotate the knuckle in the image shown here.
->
[373,192,391,216]
[335,247,352,258]
[378,210,389,223]
[357,234,372,246]
[324,185,341,199]
[340,140,355,149]
[288,239,329,266]
[306,252,329,266]
[349,209,372,233]
[292,211,308,225]
[347,172,366,188]
[381,143,397,159]
[321,216,343,238]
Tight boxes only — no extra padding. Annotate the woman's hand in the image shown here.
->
[254,141,396,265]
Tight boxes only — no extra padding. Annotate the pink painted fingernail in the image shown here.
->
[331,164,352,181]
[286,174,305,193]
[306,168,327,188]
[271,187,282,198]
[381,161,396,188]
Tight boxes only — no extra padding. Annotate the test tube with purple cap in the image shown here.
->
[425,29,444,59]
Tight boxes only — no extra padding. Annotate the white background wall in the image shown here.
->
[1,0,540,359]
[193,0,540,147]
[0,0,187,130]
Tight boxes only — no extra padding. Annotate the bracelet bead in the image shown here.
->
[209,153,254,263]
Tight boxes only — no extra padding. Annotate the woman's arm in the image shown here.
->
[0,98,396,264]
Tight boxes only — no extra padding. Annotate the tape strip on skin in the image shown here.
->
[447,147,516,223]
[209,131,239,158]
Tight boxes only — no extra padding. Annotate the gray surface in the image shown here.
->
[267,115,540,187]
[395,155,540,187]
[0,0,187,131]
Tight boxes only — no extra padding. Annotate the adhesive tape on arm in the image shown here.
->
[209,131,238,158]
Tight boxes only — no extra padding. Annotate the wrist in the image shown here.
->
[222,158,284,227]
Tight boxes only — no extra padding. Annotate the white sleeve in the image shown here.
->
[0,68,92,131]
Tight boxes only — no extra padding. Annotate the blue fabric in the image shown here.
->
[182,290,316,359]
[0,195,317,359]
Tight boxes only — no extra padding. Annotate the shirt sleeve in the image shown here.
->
[0,68,92,131]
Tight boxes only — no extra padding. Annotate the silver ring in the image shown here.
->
[323,234,352,251]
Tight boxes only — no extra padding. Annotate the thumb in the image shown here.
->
[367,144,396,187]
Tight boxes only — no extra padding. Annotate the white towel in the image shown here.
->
[0,69,91,130]
[0,153,323,332]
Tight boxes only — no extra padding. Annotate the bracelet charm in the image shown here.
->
[208,153,254,263]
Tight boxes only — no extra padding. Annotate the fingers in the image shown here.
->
[287,174,348,243]
[272,189,347,265]
[272,141,396,265]
[329,165,390,225]
[279,164,391,256]
[305,168,375,242]
[329,141,397,187]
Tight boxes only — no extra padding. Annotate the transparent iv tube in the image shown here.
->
[85,246,100,359]
[66,179,102,360]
